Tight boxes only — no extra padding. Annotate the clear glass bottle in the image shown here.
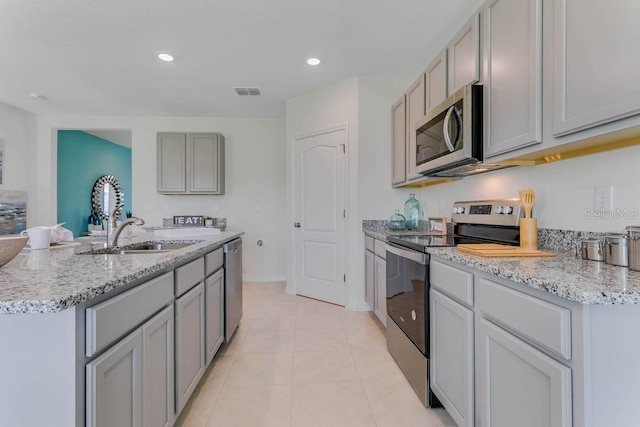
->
[404,193,423,230]
[387,210,407,231]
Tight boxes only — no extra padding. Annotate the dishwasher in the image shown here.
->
[223,238,243,342]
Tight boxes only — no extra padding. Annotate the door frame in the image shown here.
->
[288,124,350,301]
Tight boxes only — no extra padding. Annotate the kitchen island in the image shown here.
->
[0,230,242,427]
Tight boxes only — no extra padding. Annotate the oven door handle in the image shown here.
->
[386,244,427,265]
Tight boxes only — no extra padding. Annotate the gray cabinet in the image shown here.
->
[364,235,387,327]
[364,246,375,310]
[425,49,448,113]
[205,268,225,366]
[431,289,474,427]
[142,306,174,427]
[552,0,640,136]
[405,75,426,180]
[175,282,206,414]
[86,329,143,427]
[391,95,406,185]
[430,260,474,427]
[477,318,572,427]
[157,132,225,195]
[483,0,542,157]
[447,13,480,96]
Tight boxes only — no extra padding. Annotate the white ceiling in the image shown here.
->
[0,0,479,117]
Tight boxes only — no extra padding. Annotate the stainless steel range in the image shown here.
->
[385,199,523,407]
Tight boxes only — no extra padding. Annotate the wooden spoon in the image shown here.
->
[519,189,536,218]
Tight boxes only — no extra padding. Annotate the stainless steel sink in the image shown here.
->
[77,241,199,255]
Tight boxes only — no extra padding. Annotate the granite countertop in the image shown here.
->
[363,220,640,305]
[0,231,243,315]
[427,247,640,305]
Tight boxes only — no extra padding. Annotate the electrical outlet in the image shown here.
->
[595,185,614,211]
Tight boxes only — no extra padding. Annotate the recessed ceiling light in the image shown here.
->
[307,58,320,66]
[158,53,174,62]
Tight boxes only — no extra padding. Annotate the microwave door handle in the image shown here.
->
[443,106,456,152]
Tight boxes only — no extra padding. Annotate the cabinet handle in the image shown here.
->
[294,222,301,228]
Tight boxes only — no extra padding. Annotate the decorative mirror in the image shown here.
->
[91,175,125,221]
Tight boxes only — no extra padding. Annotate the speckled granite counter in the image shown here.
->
[364,220,640,305]
[0,231,243,314]
[427,247,640,305]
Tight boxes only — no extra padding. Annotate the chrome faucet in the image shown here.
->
[106,212,145,247]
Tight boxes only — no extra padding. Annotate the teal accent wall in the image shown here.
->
[57,130,132,238]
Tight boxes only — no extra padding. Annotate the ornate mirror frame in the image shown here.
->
[91,175,125,221]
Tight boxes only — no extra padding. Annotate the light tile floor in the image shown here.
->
[175,282,456,427]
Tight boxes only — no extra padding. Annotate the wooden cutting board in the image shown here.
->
[456,243,556,257]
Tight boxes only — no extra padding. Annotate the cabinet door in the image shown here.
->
[406,74,426,180]
[189,133,225,194]
[175,282,206,414]
[553,0,640,136]
[430,289,474,427]
[447,13,480,95]
[205,268,225,366]
[483,0,542,157]
[391,95,406,185]
[374,255,387,326]
[364,250,375,309]
[425,49,447,113]
[157,133,187,193]
[86,330,143,427]
[477,318,572,427]
[142,306,174,427]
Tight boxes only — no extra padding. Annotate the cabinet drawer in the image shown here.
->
[477,278,571,360]
[430,260,474,306]
[205,247,223,276]
[175,257,205,297]
[86,272,173,357]
[365,235,375,252]
[374,240,387,259]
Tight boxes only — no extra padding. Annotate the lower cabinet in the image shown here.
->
[205,268,225,366]
[476,318,572,427]
[142,306,174,427]
[364,235,387,326]
[86,329,143,427]
[365,248,375,309]
[86,305,175,427]
[430,288,474,427]
[175,282,206,414]
[373,254,387,326]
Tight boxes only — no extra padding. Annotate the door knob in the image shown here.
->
[294,222,301,228]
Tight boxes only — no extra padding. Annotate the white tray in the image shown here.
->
[153,227,221,238]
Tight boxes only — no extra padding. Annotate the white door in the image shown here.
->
[293,126,347,305]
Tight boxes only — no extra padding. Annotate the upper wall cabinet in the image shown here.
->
[406,75,426,181]
[391,95,407,186]
[483,0,542,158]
[447,13,480,96]
[157,132,225,195]
[425,50,448,113]
[553,0,640,136]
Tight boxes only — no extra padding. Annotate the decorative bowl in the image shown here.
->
[0,236,29,268]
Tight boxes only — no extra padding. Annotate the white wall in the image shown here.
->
[0,102,36,199]
[34,115,286,282]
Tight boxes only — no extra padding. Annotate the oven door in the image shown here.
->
[385,243,429,355]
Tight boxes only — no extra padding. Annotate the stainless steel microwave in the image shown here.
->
[413,84,490,177]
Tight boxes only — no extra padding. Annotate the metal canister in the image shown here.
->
[626,226,640,271]
[604,233,628,267]
[579,238,605,262]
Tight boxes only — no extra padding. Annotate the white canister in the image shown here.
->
[20,226,51,250]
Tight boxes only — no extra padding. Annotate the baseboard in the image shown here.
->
[347,302,373,311]
[242,275,286,283]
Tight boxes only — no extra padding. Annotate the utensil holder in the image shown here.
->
[520,218,538,250]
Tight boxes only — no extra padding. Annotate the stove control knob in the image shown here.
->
[495,206,503,214]
[502,206,514,215]
[452,207,458,214]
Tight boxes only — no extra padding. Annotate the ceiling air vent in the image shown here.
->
[233,87,262,96]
